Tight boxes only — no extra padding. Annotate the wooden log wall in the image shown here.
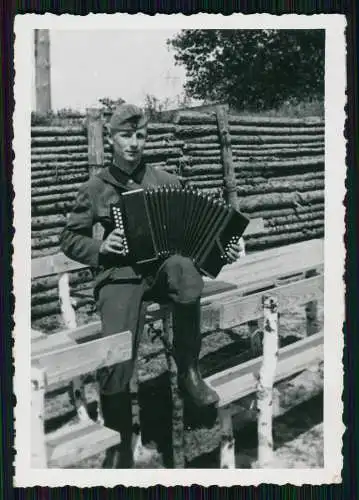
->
[175,110,324,249]
[31,109,324,328]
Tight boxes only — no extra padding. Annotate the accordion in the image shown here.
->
[111,186,249,279]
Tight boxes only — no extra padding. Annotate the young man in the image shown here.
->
[60,104,243,467]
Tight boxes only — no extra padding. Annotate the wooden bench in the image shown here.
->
[31,237,324,468]
[31,329,132,468]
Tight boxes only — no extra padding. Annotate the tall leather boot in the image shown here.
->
[100,390,134,468]
[172,300,219,407]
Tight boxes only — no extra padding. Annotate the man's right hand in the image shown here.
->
[99,229,127,256]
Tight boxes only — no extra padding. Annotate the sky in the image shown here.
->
[32,29,193,111]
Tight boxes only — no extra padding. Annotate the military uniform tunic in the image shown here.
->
[60,164,204,394]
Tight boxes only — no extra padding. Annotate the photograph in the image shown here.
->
[13,13,345,487]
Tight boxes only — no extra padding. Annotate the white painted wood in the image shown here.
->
[58,273,77,329]
[219,407,235,469]
[256,295,279,468]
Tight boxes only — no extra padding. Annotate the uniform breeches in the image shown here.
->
[97,254,204,395]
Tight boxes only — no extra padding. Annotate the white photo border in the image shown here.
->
[13,13,346,487]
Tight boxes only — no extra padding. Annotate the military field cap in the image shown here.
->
[109,103,149,133]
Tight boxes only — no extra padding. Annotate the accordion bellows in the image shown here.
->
[111,186,249,279]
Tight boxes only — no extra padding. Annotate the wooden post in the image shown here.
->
[216,105,238,209]
[87,107,105,175]
[34,29,52,114]
[87,108,105,240]
[31,366,47,468]
[256,295,279,468]
[58,273,92,423]
[219,407,235,468]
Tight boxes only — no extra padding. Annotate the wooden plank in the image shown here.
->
[32,330,132,389]
[31,238,323,280]
[216,105,237,208]
[32,253,86,279]
[146,273,323,332]
[217,248,323,292]
[32,331,76,357]
[217,274,323,330]
[46,421,122,468]
[205,331,324,407]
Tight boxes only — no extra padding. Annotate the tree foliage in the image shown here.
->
[168,30,324,111]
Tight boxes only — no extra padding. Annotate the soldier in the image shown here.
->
[60,104,243,467]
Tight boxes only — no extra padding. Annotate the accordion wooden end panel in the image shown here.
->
[111,186,250,279]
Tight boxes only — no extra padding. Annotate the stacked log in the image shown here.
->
[31,124,90,258]
[176,111,325,250]
[31,111,325,327]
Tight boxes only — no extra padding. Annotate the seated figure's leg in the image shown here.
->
[96,281,146,468]
[148,255,219,407]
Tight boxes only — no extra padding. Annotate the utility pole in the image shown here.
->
[34,29,52,113]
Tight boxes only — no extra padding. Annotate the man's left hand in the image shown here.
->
[224,237,246,264]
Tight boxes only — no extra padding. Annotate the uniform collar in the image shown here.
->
[97,162,147,190]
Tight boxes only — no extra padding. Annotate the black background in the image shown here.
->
[1,1,357,498]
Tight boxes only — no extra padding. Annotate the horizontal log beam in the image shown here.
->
[145,133,175,142]
[176,111,323,127]
[32,193,77,206]
[31,153,88,162]
[31,226,64,240]
[267,211,325,226]
[143,140,184,149]
[189,134,324,145]
[32,235,62,249]
[31,136,87,147]
[147,123,176,133]
[142,148,183,159]
[31,168,89,180]
[231,147,324,158]
[176,124,324,137]
[237,179,325,196]
[31,202,75,216]
[245,228,324,250]
[31,145,88,155]
[31,173,88,187]
[31,214,67,229]
[239,190,324,212]
[32,183,83,197]
[31,126,85,136]
[246,203,324,219]
[31,161,89,170]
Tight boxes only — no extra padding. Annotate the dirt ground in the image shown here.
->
[43,297,324,469]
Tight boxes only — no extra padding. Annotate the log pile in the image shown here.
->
[31,124,90,258]
[31,111,325,327]
[176,111,325,250]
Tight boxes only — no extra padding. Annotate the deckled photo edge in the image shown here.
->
[13,12,346,487]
